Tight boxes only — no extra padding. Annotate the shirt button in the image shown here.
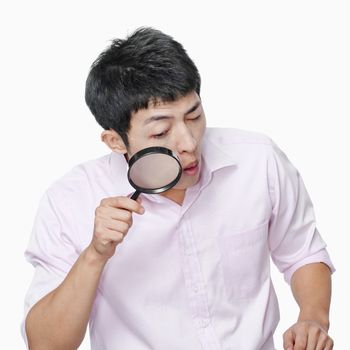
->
[193,286,199,293]
[198,319,209,328]
[184,248,191,256]
[201,320,209,328]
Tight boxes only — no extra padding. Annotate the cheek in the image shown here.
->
[127,135,158,156]
[194,120,206,142]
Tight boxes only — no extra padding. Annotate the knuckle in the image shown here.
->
[310,325,321,336]
[295,337,307,349]
[94,227,103,239]
[116,232,124,242]
[125,210,132,221]
[121,221,130,233]
[282,329,290,337]
[114,197,122,206]
[101,238,110,246]
[282,329,290,338]
[320,331,329,341]
[95,206,102,216]
[100,198,108,206]
[94,221,107,237]
[94,221,102,231]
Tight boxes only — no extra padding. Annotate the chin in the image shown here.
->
[173,175,200,190]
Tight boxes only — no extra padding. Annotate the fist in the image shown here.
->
[283,320,333,350]
[90,196,145,259]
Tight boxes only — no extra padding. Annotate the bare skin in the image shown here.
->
[283,263,333,350]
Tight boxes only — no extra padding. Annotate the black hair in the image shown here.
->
[85,27,201,147]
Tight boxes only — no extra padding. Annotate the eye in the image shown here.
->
[152,130,169,139]
[189,114,201,121]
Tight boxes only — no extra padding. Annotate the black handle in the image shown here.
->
[130,190,141,200]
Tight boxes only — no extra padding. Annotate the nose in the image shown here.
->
[175,125,197,155]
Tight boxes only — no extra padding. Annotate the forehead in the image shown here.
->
[131,91,200,121]
[149,91,199,110]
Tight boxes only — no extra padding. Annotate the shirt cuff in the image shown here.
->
[283,249,336,284]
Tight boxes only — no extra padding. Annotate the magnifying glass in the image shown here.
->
[127,146,182,200]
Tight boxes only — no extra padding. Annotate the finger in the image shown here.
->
[294,330,308,350]
[113,208,133,226]
[315,332,329,350]
[96,207,133,226]
[306,326,321,350]
[283,329,294,350]
[97,228,124,245]
[94,221,125,241]
[324,337,334,350]
[100,196,145,214]
[106,219,130,234]
[101,196,144,213]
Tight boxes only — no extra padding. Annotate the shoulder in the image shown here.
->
[204,127,277,159]
[204,127,274,146]
[204,128,299,180]
[45,153,113,205]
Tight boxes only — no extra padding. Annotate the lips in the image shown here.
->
[183,160,198,170]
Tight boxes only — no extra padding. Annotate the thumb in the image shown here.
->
[283,328,294,350]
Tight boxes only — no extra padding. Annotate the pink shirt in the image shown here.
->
[22,127,334,349]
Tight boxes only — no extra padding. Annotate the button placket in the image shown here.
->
[179,218,213,329]
[177,185,222,350]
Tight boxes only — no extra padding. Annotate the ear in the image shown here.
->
[101,129,127,154]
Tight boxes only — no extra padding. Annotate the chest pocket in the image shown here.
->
[218,221,269,300]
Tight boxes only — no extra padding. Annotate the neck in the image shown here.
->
[160,188,186,206]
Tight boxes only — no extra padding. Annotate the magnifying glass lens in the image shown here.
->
[127,147,182,200]
[129,153,180,189]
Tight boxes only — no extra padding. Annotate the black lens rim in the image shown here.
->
[127,146,182,194]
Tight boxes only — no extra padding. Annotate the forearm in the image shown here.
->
[25,245,108,350]
[290,262,332,331]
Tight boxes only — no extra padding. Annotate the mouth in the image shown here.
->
[183,160,199,176]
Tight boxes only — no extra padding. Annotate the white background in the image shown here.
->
[0,1,349,348]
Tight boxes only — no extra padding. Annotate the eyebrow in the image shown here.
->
[143,101,201,125]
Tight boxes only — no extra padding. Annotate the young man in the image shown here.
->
[23,27,335,350]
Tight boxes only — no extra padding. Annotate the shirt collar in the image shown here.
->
[201,130,237,174]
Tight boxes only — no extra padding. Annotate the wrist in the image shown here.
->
[83,244,110,269]
[298,310,330,331]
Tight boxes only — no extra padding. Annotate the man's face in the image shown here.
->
[126,91,206,190]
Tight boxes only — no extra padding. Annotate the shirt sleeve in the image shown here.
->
[21,189,79,346]
[267,140,335,284]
